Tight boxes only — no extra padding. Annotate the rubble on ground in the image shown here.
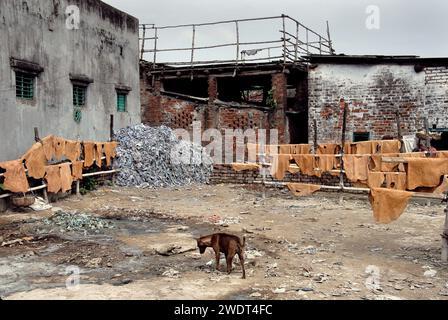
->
[113,124,213,188]
[43,210,115,233]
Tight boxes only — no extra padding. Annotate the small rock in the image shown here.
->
[272,288,286,294]
[156,244,181,256]
[250,292,262,298]
[438,289,448,296]
[162,268,180,278]
[296,287,314,292]
[424,269,437,278]
[86,258,102,268]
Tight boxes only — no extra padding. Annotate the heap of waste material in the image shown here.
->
[43,211,115,233]
[113,124,213,188]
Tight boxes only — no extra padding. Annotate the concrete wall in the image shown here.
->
[308,63,448,144]
[0,0,141,161]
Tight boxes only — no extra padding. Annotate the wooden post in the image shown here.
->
[339,101,348,190]
[153,27,158,68]
[235,21,240,64]
[110,114,114,142]
[424,117,431,149]
[326,21,334,54]
[313,119,318,154]
[282,14,287,66]
[34,127,41,143]
[42,187,48,203]
[306,29,309,54]
[140,24,146,60]
[442,197,448,262]
[395,110,405,153]
[75,180,81,196]
[295,22,299,61]
[190,24,196,78]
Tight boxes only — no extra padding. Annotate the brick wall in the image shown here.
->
[425,67,448,129]
[141,70,289,146]
[308,64,428,144]
[210,164,350,186]
[271,73,288,143]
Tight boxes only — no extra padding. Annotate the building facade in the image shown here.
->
[0,0,141,161]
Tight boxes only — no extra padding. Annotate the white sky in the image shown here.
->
[103,0,448,59]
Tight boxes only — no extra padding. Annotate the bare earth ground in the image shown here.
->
[1,183,448,300]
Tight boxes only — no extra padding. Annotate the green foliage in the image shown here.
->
[79,176,97,195]
[0,183,4,191]
[266,89,277,108]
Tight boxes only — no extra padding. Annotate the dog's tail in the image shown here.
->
[240,236,246,248]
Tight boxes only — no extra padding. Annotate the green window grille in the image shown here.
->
[73,85,87,107]
[117,92,127,112]
[16,72,34,100]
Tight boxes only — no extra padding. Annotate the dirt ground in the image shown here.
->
[1,183,448,300]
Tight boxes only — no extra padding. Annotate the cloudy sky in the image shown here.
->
[103,0,447,61]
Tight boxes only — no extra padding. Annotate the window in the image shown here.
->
[117,92,127,112]
[16,71,35,100]
[73,85,87,107]
[353,132,370,142]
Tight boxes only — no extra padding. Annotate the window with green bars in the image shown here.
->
[15,71,35,100]
[117,92,127,112]
[73,85,87,107]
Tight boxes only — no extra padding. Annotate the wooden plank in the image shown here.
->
[0,169,119,199]
[258,180,446,200]
[442,204,448,262]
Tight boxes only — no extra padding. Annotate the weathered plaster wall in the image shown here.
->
[0,0,141,161]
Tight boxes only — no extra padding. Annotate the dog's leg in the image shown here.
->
[238,252,246,279]
[226,252,235,275]
[214,249,221,271]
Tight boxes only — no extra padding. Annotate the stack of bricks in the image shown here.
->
[210,164,351,186]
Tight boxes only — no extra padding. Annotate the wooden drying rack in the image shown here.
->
[250,104,448,261]
[0,118,119,201]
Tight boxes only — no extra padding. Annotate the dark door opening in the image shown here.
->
[288,112,308,144]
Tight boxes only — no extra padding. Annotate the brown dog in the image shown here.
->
[197,233,246,279]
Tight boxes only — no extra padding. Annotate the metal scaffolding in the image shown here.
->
[139,14,335,69]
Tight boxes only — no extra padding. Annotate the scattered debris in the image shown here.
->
[155,244,183,256]
[162,268,180,278]
[250,292,262,298]
[272,288,286,294]
[114,124,213,188]
[29,197,52,211]
[245,249,264,260]
[423,269,437,278]
[43,211,115,234]
[1,237,34,247]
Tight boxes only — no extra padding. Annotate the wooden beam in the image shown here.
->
[258,180,446,200]
[442,204,448,262]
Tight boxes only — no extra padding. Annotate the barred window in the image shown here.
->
[16,72,34,100]
[73,85,87,107]
[117,92,127,112]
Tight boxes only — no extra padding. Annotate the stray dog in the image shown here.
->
[197,233,246,279]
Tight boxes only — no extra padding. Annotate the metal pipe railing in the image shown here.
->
[139,14,335,68]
